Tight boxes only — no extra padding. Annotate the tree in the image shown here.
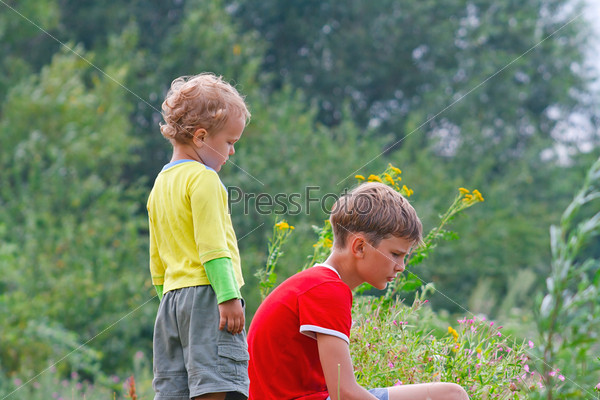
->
[0,41,153,377]
[234,0,600,314]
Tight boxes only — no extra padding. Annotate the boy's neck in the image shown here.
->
[170,144,202,164]
[323,250,362,290]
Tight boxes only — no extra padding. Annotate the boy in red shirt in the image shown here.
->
[248,182,469,400]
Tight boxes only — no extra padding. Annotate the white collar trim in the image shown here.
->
[314,263,341,278]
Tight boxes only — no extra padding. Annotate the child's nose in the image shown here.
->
[229,145,235,156]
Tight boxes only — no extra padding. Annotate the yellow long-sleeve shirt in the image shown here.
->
[147,160,243,294]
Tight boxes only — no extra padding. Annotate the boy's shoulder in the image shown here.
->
[160,159,216,175]
[276,265,351,299]
[157,160,223,185]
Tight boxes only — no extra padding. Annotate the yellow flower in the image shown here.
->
[472,189,484,202]
[275,221,290,230]
[447,326,459,341]
[323,238,333,248]
[368,174,382,183]
[232,44,242,56]
[402,185,414,197]
[476,348,482,354]
[459,188,470,195]
[383,173,395,185]
[355,174,366,181]
[462,194,473,202]
[389,164,402,175]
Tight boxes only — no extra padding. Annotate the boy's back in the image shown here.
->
[148,160,243,292]
[248,264,352,399]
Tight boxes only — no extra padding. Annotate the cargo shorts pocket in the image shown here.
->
[217,343,249,378]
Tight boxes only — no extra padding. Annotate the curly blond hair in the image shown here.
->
[160,73,250,143]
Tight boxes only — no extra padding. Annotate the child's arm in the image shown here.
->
[204,257,244,334]
[316,333,378,400]
[149,215,166,298]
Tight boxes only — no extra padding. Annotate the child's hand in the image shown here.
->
[217,298,245,334]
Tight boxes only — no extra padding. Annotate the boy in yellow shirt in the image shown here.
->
[148,73,250,400]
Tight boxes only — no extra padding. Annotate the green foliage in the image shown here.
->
[0,352,154,400]
[255,219,295,300]
[1,0,599,393]
[532,157,600,398]
[0,0,60,99]
[385,185,484,300]
[351,297,540,399]
[0,44,154,379]
[235,0,591,152]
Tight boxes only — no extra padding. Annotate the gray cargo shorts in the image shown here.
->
[152,285,249,400]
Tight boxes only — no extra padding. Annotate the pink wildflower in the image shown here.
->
[524,365,530,373]
[388,362,394,368]
[528,340,534,348]
[394,380,403,386]
[558,375,565,382]
[595,382,600,390]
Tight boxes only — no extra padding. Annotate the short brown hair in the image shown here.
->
[330,182,423,248]
[160,73,250,143]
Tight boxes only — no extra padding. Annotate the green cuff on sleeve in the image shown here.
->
[204,257,241,304]
[154,284,163,301]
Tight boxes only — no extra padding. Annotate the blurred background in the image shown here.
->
[0,0,598,397]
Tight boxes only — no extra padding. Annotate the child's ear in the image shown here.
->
[192,128,208,147]
[350,235,366,259]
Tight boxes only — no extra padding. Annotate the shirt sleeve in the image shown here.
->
[297,282,353,343]
[190,171,233,263]
[148,214,165,286]
[204,257,241,303]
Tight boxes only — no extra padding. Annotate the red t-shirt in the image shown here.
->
[248,264,353,399]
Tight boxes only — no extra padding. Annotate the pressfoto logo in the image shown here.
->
[227,186,376,216]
